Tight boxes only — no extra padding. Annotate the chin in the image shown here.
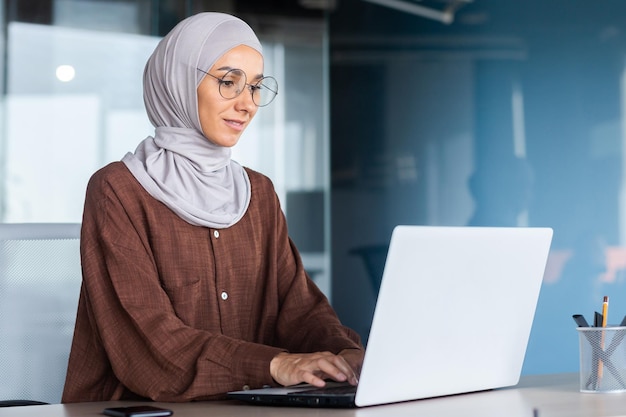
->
[222,138,241,148]
[204,135,242,148]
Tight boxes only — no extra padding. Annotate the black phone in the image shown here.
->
[102,405,173,417]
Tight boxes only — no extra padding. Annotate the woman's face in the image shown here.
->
[197,45,263,147]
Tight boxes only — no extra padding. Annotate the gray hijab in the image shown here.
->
[122,12,261,228]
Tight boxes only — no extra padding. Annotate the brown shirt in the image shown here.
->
[61,162,361,403]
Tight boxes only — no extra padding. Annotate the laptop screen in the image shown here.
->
[355,226,552,406]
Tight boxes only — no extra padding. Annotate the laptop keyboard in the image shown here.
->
[291,385,357,396]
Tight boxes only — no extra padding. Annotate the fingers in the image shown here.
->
[270,351,361,387]
[316,355,351,383]
[324,354,359,385]
[338,348,364,384]
[270,352,324,387]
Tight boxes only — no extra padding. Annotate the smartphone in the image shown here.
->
[102,405,173,417]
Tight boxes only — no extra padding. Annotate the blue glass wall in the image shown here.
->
[329,0,626,374]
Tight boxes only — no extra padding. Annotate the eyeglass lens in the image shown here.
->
[218,69,278,107]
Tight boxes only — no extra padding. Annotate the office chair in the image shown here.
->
[0,223,81,406]
[349,243,389,294]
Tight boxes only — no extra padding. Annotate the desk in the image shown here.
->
[2,373,625,417]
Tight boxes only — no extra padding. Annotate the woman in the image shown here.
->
[62,12,363,403]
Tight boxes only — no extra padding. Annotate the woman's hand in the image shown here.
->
[338,348,364,380]
[270,350,362,387]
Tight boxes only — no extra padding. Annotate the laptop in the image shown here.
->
[228,225,553,408]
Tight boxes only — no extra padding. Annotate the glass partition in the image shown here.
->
[329,0,626,374]
[0,1,332,295]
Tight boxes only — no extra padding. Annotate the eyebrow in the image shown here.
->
[216,66,264,81]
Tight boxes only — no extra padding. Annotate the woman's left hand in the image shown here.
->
[338,348,364,383]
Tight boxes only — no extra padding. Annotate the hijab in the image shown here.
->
[122,12,262,228]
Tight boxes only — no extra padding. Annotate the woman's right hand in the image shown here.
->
[270,351,359,387]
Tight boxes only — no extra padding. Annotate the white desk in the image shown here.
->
[2,373,625,417]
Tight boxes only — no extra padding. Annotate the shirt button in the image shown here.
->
[213,230,220,238]
[221,291,228,300]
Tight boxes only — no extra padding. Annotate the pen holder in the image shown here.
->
[577,326,626,393]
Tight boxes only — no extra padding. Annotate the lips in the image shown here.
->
[224,118,245,131]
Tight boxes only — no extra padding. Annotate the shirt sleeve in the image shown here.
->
[275,238,363,353]
[267,185,363,354]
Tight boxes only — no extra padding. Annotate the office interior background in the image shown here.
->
[1,0,626,391]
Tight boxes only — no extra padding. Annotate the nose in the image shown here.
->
[234,86,257,112]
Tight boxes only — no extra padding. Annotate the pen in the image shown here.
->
[572,314,589,327]
[594,311,603,327]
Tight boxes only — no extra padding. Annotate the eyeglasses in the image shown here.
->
[197,68,278,107]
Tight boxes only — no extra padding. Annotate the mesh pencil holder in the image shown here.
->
[577,326,626,393]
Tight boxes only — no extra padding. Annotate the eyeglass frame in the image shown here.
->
[197,67,278,107]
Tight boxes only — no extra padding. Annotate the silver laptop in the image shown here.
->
[228,225,553,408]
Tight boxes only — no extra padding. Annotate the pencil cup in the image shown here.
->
[577,326,626,393]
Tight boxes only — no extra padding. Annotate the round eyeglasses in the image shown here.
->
[197,68,278,107]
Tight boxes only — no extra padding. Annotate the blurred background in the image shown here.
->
[0,0,625,382]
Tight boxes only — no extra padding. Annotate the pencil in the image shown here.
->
[598,296,609,384]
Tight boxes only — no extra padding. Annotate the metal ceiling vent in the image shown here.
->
[361,0,473,24]
[299,0,338,10]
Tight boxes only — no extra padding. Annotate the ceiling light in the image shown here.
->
[56,65,75,82]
